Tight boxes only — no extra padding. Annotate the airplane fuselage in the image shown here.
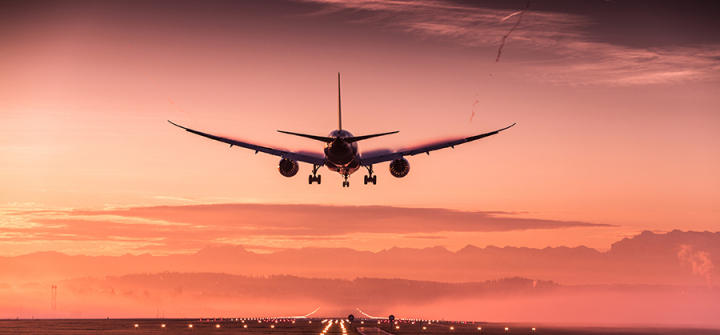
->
[324,130,361,176]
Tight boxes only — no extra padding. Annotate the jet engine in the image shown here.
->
[389,158,410,178]
[278,158,299,177]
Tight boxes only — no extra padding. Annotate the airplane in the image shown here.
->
[168,73,515,187]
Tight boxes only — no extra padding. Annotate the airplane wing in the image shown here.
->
[360,123,515,166]
[168,120,326,165]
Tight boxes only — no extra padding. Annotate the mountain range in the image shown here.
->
[2,230,716,286]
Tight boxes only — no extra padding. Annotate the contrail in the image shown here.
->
[495,0,531,63]
[501,11,523,21]
[127,46,200,123]
[470,99,478,122]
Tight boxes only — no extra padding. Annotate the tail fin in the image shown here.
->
[338,72,342,132]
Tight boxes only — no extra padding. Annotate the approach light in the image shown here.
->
[216,324,220,328]
[189,324,193,328]
[450,326,454,330]
[161,324,165,328]
[134,324,138,329]
[244,325,247,328]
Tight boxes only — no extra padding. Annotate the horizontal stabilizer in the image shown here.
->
[277,130,334,143]
[345,131,399,143]
[278,130,398,143]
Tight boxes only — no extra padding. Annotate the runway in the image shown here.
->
[0,318,718,334]
[357,327,394,334]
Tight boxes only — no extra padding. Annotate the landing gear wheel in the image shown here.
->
[342,181,349,187]
[309,175,321,184]
[363,165,377,185]
[308,164,322,185]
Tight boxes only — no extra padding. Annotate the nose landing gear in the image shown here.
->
[342,173,350,187]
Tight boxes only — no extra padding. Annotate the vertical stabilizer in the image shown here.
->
[338,72,342,131]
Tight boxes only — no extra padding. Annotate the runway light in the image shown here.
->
[271,325,275,329]
[161,324,165,329]
[189,324,193,329]
[450,326,454,330]
[361,321,364,324]
[478,327,482,331]
[216,324,220,328]
[396,326,400,329]
[134,324,138,329]
[244,325,247,328]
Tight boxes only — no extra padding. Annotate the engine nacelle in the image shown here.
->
[389,158,410,178]
[278,158,299,177]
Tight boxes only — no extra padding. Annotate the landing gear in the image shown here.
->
[342,173,350,187]
[309,165,321,184]
[363,165,377,185]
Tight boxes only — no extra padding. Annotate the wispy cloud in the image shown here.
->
[0,203,611,255]
[297,0,720,85]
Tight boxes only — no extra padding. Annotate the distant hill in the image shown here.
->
[3,272,717,325]
[0,230,717,286]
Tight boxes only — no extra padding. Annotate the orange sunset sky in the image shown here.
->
[1,0,718,258]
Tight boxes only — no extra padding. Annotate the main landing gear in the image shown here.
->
[363,165,377,185]
[309,165,321,185]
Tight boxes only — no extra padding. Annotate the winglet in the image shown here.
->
[168,120,187,130]
[465,122,516,142]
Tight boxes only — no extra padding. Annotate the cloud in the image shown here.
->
[75,203,611,234]
[296,0,720,85]
[1,204,611,255]
[678,244,714,288]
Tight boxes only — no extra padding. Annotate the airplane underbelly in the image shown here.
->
[325,157,360,175]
